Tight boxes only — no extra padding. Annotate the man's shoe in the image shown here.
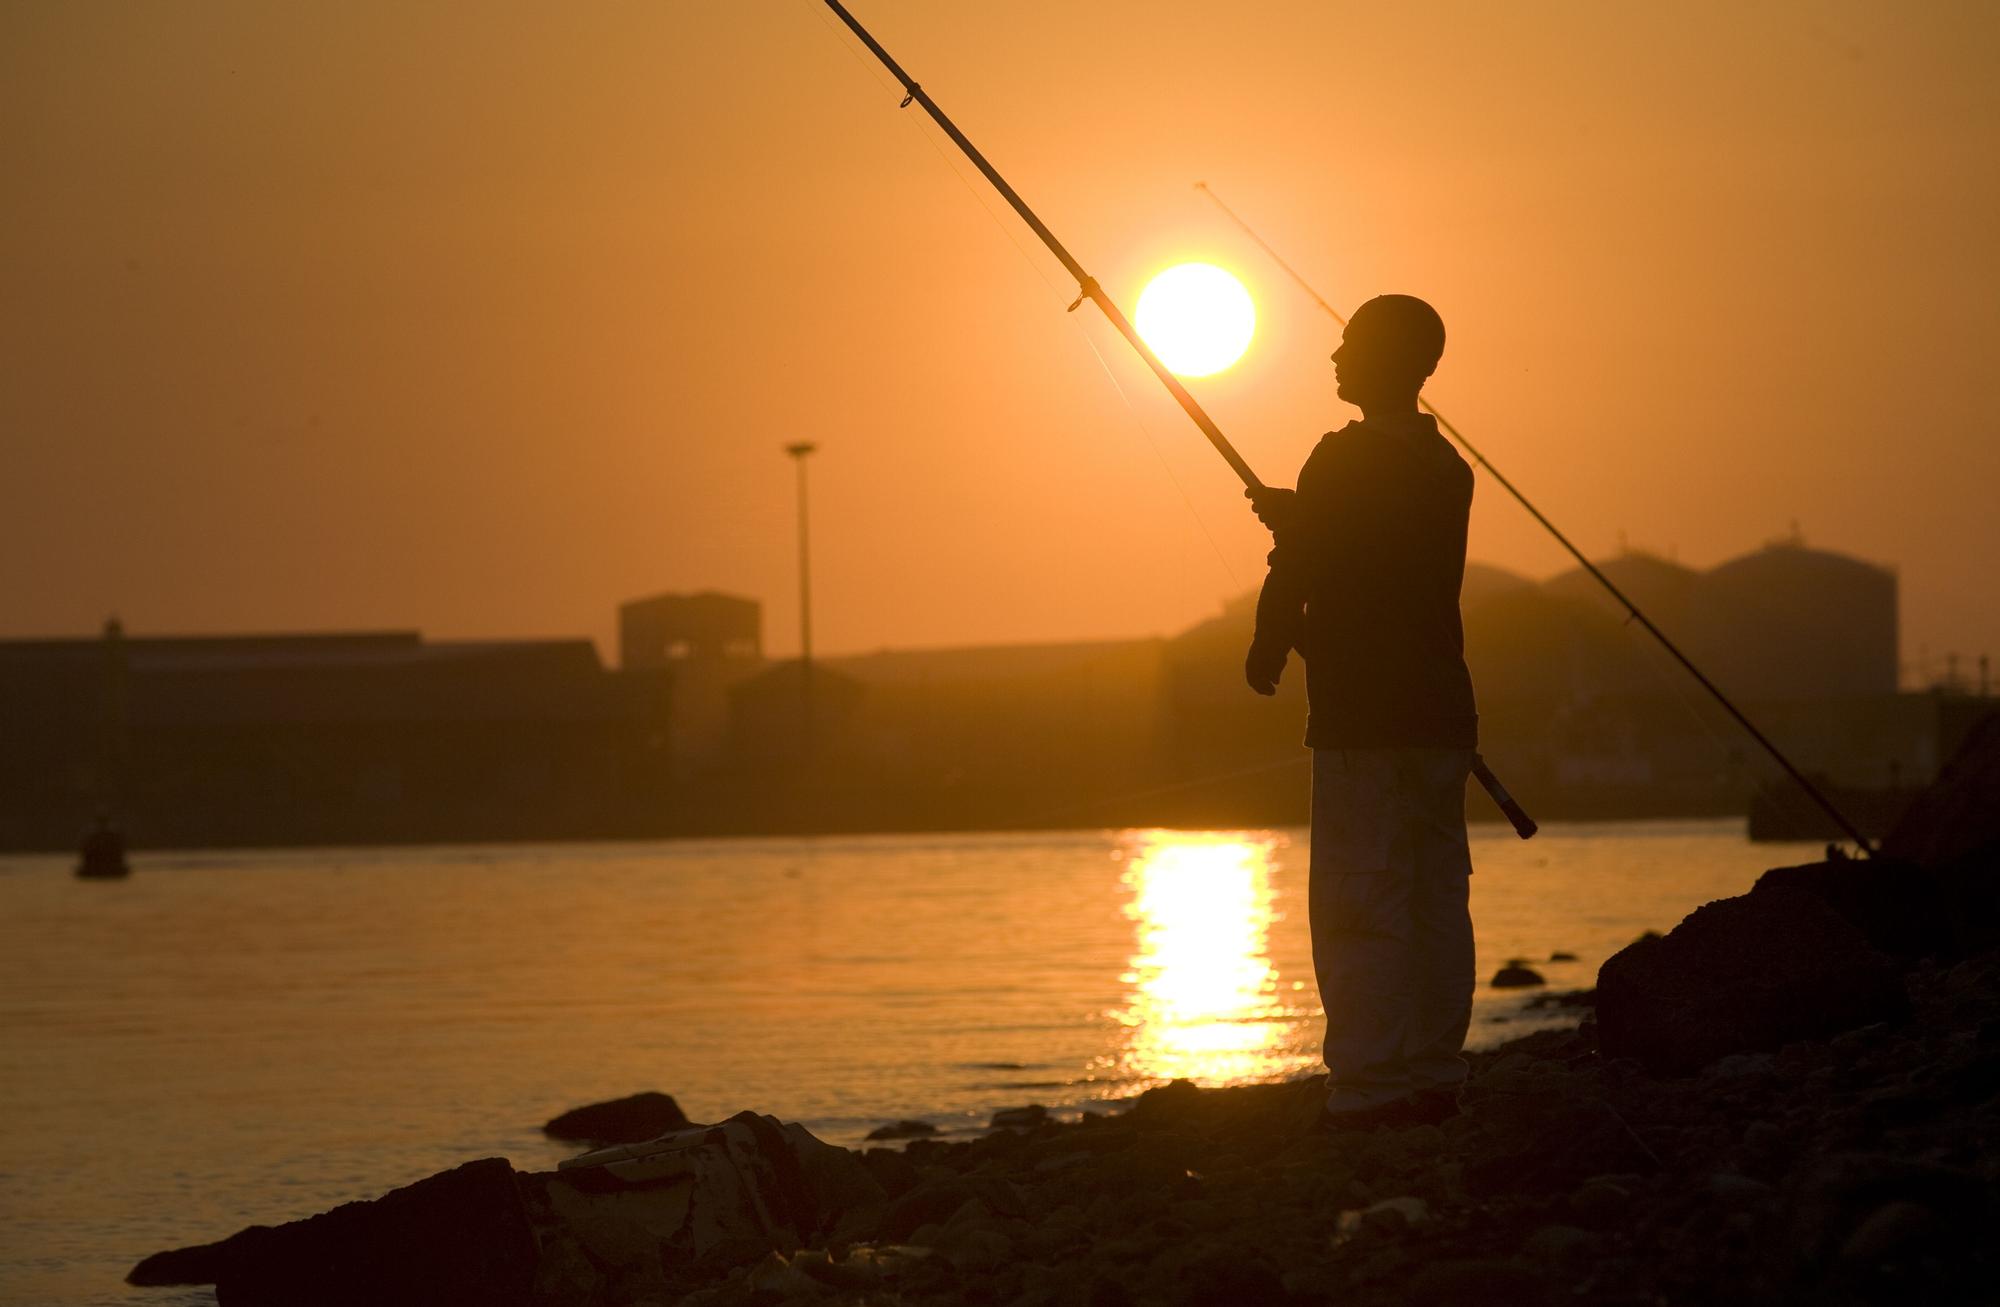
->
[1406,1087,1462,1126]
[1314,1095,1426,1133]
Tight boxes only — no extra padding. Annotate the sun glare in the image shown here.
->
[1135,263,1255,377]
[1115,831,1299,1087]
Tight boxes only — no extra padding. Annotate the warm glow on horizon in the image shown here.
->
[1134,263,1256,377]
[2,5,1994,668]
[1115,831,1303,1086]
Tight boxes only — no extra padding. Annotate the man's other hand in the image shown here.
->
[1245,644,1286,696]
[1245,486,1296,532]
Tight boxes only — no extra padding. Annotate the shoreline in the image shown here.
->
[132,957,2000,1306]
[123,728,2000,1304]
[131,905,2000,1305]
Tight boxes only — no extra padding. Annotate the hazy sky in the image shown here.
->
[5,2,1996,680]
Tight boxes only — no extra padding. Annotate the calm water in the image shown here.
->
[0,820,1817,1305]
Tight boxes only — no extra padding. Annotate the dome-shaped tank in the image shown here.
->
[1463,586,1653,706]
[1543,551,1701,635]
[1689,542,1896,701]
[1461,562,1535,613]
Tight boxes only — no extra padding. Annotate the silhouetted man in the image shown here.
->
[1246,294,1478,1130]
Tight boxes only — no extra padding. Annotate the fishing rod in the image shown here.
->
[817,0,1537,840]
[1193,182,1875,854]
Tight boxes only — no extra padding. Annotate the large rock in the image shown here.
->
[1597,885,1907,1075]
[130,1114,882,1305]
[128,1158,537,1306]
[1751,856,1987,961]
[543,1091,690,1145]
[1883,710,2000,868]
[530,1112,884,1295]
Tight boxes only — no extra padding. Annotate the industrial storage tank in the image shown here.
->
[1460,562,1536,612]
[1688,540,1897,702]
[1543,551,1701,636]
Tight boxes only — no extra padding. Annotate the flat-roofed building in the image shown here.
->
[0,623,672,850]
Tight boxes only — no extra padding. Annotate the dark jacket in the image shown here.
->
[1250,411,1479,749]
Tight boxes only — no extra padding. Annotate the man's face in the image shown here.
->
[1331,308,1424,407]
[1331,317,1390,405]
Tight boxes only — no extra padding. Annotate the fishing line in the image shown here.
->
[1614,606,1836,842]
[1069,322,1242,590]
[1195,182,1874,853]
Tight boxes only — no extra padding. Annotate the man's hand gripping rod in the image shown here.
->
[820,0,1537,839]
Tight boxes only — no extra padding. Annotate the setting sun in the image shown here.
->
[1134,262,1256,377]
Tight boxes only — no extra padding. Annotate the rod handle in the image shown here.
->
[1472,757,1538,840]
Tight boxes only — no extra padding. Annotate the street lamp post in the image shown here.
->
[784,442,818,749]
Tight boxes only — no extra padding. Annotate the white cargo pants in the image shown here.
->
[1311,747,1477,1112]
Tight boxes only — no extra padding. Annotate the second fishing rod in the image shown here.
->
[1195,183,1874,854]
[818,0,1538,839]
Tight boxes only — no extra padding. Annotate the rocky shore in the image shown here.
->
[129,722,2000,1306]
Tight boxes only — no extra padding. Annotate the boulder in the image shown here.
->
[989,1103,1049,1129]
[534,1112,883,1279]
[1753,857,1961,960]
[866,1119,939,1141]
[1524,988,1595,1011]
[128,1158,536,1305]
[1883,710,2000,868]
[1129,1078,1203,1124]
[1785,1152,1986,1270]
[1490,962,1547,989]
[128,1225,273,1287]
[543,1091,690,1145]
[1597,885,1907,1075]
[860,1147,921,1198]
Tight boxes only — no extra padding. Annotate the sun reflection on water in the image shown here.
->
[1114,831,1307,1087]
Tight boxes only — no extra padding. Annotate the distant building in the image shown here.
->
[0,623,671,850]
[1460,563,1535,611]
[0,534,1939,848]
[619,591,765,771]
[1543,551,1700,638]
[619,591,761,668]
[1689,539,1898,701]
[727,659,865,759]
[825,638,1168,828]
[1450,537,1909,815]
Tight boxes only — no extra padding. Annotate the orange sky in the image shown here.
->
[4,2,1995,683]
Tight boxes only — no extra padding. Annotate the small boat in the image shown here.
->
[76,817,130,879]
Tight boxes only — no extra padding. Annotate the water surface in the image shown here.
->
[0,819,1816,1305]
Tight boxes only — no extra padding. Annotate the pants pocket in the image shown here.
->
[1311,750,1400,875]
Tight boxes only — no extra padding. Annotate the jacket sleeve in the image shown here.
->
[1250,529,1308,664]
[1250,437,1354,665]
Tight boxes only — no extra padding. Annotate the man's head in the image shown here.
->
[1332,295,1445,411]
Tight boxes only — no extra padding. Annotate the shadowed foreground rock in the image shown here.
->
[1883,709,2000,869]
[128,1158,537,1306]
[1597,882,1907,1075]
